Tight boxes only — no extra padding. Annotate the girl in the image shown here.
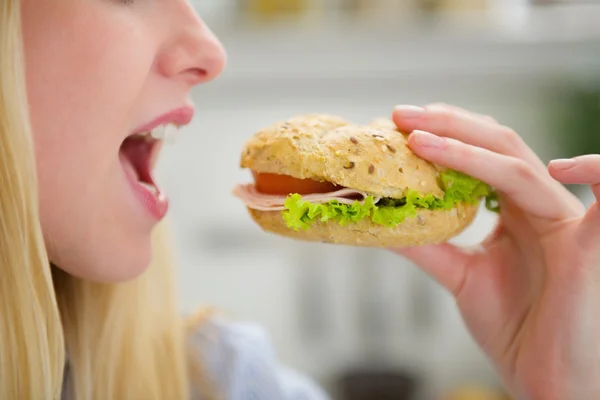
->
[2,0,598,398]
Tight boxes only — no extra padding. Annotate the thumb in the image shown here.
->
[579,203,600,253]
[391,243,477,296]
[549,155,600,246]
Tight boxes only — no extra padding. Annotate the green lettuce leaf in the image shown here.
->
[282,169,499,231]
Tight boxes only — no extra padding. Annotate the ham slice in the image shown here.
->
[233,184,380,211]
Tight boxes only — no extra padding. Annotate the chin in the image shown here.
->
[102,239,154,283]
[56,238,154,283]
[108,258,152,283]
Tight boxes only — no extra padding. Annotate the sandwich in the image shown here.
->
[233,114,497,248]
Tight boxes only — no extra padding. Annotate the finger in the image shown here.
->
[579,204,600,253]
[549,155,600,245]
[549,155,600,201]
[408,131,580,222]
[392,243,475,296]
[392,104,548,174]
[415,102,499,123]
[395,103,584,213]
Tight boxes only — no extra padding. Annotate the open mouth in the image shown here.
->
[119,124,178,219]
[120,134,163,194]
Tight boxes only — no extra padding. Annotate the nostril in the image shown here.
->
[158,22,226,85]
[184,68,208,85]
[193,68,208,79]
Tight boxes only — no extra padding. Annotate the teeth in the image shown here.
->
[139,181,158,195]
[150,125,166,140]
[149,123,178,142]
[165,123,178,144]
[133,131,152,140]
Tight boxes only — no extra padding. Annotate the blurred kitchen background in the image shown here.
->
[155,1,600,399]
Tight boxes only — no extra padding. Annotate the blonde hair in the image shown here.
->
[0,1,215,398]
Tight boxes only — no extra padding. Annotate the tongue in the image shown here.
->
[119,137,156,185]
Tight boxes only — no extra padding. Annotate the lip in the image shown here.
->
[120,104,193,222]
[132,105,195,135]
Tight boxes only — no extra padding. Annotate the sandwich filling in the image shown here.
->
[234,170,499,231]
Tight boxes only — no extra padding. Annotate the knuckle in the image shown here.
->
[448,138,473,161]
[498,126,523,147]
[510,158,536,182]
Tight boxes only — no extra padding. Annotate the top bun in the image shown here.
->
[240,114,445,199]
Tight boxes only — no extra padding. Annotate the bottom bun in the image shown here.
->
[248,203,480,248]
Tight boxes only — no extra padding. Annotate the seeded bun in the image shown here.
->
[239,114,481,248]
[241,114,444,198]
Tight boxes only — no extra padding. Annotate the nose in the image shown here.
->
[157,3,226,86]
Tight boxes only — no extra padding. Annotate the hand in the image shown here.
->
[391,104,600,400]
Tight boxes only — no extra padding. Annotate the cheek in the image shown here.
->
[23,2,151,150]
[20,0,157,279]
[22,0,153,192]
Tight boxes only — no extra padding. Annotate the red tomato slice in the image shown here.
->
[252,172,340,195]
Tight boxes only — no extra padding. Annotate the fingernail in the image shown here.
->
[550,158,577,170]
[412,130,445,148]
[394,105,425,119]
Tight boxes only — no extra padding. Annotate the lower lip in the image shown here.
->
[120,156,169,220]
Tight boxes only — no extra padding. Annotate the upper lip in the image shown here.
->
[132,105,195,135]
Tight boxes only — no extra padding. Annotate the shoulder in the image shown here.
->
[189,315,330,400]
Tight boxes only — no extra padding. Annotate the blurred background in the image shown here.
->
[155,1,600,399]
